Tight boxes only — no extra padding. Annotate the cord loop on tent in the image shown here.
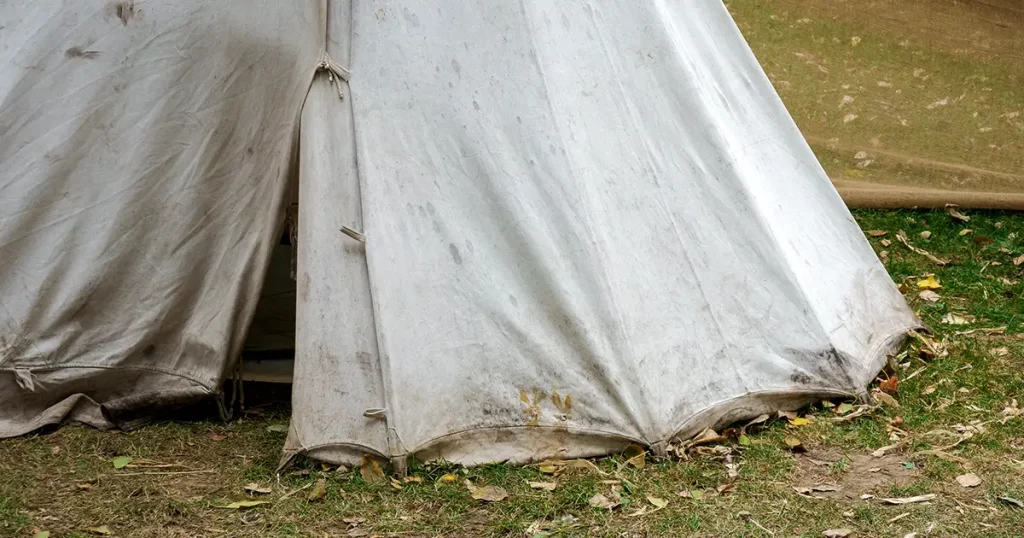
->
[316,51,351,100]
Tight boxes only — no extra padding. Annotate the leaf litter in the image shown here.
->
[464,480,508,502]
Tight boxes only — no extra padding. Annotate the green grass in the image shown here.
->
[2,209,1022,537]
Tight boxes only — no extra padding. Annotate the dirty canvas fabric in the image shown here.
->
[3,0,919,465]
[284,0,920,467]
[0,0,320,436]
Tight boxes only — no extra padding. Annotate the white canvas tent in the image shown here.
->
[0,1,919,467]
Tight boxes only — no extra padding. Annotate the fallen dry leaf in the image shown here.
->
[941,312,975,326]
[923,385,937,395]
[866,230,888,237]
[789,417,812,427]
[998,496,1023,509]
[647,495,669,510]
[918,290,940,302]
[881,494,936,505]
[917,276,941,290]
[208,433,228,441]
[955,473,982,488]
[784,437,806,452]
[778,410,799,420]
[822,529,852,538]
[404,475,423,484]
[879,376,898,395]
[86,526,112,536]
[216,500,269,510]
[529,481,557,492]
[946,205,970,222]
[746,413,770,427]
[895,231,948,266]
[307,478,327,501]
[359,455,386,484]
[465,480,508,502]
[919,230,932,239]
[991,347,1010,357]
[677,489,705,500]
[588,492,620,510]
[243,483,271,495]
[437,473,458,485]
[1014,254,1024,266]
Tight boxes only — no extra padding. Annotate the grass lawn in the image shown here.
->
[3,1,1023,537]
[1,209,1022,537]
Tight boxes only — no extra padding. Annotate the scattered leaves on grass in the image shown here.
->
[955,473,982,488]
[789,417,812,427]
[307,478,327,502]
[866,230,888,237]
[111,456,133,469]
[359,455,386,484]
[918,290,940,302]
[216,500,270,510]
[822,529,852,537]
[529,481,557,492]
[464,480,508,502]
[881,494,936,505]
[243,483,272,495]
[917,276,941,289]
[1014,254,1024,266]
[895,231,948,266]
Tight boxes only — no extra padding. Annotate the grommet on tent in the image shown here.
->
[341,226,366,243]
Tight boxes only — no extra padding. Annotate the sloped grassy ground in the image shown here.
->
[1,209,1022,538]
[729,0,1024,195]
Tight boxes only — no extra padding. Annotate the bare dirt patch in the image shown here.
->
[792,449,920,501]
